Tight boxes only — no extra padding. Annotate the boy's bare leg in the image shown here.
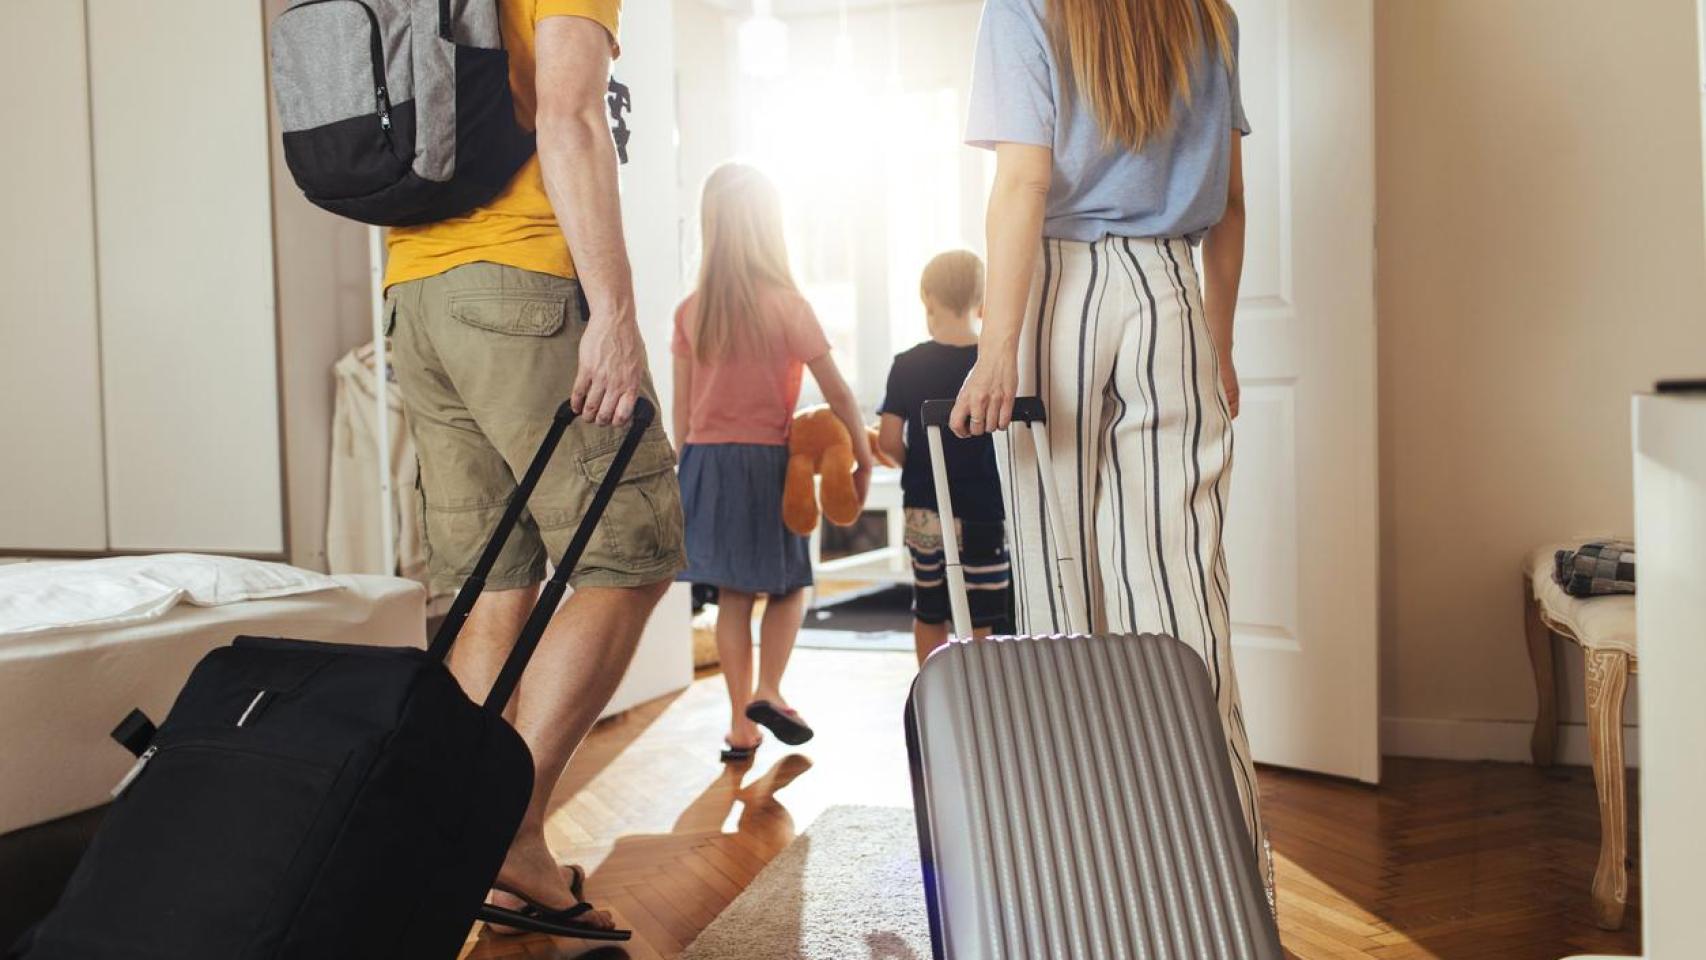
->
[753,587,806,709]
[453,580,669,929]
[913,618,949,665]
[914,620,995,665]
[716,590,762,749]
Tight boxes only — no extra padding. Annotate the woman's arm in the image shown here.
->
[876,413,907,468]
[1201,131,1246,418]
[807,354,875,506]
[672,355,693,454]
[950,142,1052,438]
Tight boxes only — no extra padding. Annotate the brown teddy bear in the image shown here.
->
[782,406,894,536]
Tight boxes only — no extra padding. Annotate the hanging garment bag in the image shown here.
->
[905,396,1282,960]
[14,398,656,959]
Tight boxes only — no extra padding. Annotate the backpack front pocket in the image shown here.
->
[271,0,410,200]
[41,740,345,958]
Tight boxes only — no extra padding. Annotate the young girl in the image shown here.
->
[673,163,873,763]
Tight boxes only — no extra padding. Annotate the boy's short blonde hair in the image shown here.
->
[920,250,985,316]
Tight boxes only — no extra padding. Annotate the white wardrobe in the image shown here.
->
[1,0,371,562]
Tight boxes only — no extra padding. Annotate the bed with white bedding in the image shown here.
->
[0,556,426,835]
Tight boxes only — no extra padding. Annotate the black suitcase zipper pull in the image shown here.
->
[111,746,156,798]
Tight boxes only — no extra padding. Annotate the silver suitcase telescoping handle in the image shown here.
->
[919,397,1089,639]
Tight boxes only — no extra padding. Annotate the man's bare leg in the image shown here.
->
[451,579,669,930]
[448,586,534,721]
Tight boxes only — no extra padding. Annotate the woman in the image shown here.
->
[673,163,873,762]
[949,0,1271,895]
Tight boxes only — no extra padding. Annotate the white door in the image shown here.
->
[0,1,108,551]
[1218,0,1379,781]
[88,0,284,553]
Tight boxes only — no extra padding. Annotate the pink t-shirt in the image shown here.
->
[672,287,832,446]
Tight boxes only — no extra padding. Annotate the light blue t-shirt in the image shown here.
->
[966,0,1250,243]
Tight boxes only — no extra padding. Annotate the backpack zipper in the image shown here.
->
[282,1,392,138]
[111,746,156,798]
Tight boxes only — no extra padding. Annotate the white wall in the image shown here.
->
[1376,0,1706,764]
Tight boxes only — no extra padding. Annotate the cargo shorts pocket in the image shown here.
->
[447,290,567,336]
[578,435,684,571]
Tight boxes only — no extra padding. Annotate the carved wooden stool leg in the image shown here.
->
[1524,579,1559,766]
[1585,647,1631,930]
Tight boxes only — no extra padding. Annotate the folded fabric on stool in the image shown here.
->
[1553,539,1636,598]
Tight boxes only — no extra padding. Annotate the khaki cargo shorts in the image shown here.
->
[387,262,686,594]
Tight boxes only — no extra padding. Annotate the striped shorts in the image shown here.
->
[998,235,1273,898]
[903,508,1012,628]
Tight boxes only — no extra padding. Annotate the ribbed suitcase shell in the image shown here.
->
[904,397,1278,960]
[906,633,1279,960]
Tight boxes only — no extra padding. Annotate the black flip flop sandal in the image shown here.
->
[745,700,814,745]
[482,865,630,940]
[720,738,760,763]
[476,900,632,942]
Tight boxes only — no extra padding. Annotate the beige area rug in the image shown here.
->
[681,805,931,960]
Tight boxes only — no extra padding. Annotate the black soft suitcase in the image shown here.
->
[12,398,655,959]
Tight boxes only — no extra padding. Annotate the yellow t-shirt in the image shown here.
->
[383,0,621,288]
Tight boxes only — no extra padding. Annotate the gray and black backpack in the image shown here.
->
[270,0,627,227]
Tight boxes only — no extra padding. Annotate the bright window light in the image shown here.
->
[737,0,789,79]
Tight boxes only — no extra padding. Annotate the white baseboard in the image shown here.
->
[1382,716,1640,768]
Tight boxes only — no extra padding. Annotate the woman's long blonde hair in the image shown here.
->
[692,163,797,362]
[1050,0,1235,152]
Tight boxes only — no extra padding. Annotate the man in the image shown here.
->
[383,0,680,936]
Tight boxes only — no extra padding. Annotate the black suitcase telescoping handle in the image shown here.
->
[918,396,1087,638]
[918,395,1045,429]
[425,396,656,716]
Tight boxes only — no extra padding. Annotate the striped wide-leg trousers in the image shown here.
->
[998,235,1274,899]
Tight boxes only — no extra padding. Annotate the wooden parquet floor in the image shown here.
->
[459,648,1641,960]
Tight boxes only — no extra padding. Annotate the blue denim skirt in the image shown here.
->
[677,443,813,595]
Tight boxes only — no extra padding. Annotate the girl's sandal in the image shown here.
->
[720,734,762,763]
[745,700,814,745]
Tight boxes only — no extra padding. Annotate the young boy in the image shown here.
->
[878,250,1013,664]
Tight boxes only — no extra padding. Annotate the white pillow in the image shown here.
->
[0,553,342,638]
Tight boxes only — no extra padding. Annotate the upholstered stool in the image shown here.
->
[1524,543,1638,930]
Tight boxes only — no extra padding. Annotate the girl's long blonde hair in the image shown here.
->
[692,163,797,362]
[1050,0,1235,152]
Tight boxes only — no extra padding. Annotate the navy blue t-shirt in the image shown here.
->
[879,341,1005,522]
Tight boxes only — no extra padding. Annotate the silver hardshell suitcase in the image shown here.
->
[904,397,1281,960]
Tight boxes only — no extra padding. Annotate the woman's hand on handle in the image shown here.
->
[950,350,1018,439]
[958,142,1050,439]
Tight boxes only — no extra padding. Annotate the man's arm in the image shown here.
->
[672,354,692,454]
[535,16,644,426]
